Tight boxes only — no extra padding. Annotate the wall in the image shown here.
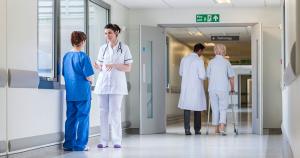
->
[4,0,130,152]
[263,27,282,128]
[127,7,282,129]
[282,0,299,157]
[0,0,7,154]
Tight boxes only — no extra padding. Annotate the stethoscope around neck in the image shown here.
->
[102,41,123,58]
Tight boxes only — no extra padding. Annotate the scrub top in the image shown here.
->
[94,41,133,95]
[62,51,94,101]
[207,55,235,92]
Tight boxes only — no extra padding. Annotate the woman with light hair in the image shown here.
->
[207,44,235,135]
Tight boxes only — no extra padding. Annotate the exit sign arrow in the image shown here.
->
[196,14,220,23]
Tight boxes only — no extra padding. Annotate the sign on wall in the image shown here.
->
[211,36,239,41]
[196,14,220,22]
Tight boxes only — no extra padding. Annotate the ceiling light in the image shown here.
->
[204,42,215,47]
[215,0,231,4]
[195,32,203,36]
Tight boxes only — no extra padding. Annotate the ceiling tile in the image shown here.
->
[265,0,281,7]
[163,0,214,8]
[232,0,265,7]
[114,0,169,9]
[114,0,280,9]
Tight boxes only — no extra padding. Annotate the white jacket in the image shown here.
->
[178,53,207,111]
[94,41,133,95]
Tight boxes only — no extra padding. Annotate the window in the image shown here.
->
[60,0,85,59]
[38,0,110,87]
[88,0,110,85]
[38,0,55,79]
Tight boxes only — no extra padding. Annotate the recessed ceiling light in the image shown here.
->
[195,32,203,36]
[215,0,231,4]
[204,42,215,47]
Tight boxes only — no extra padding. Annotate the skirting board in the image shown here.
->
[0,140,6,153]
[8,121,131,152]
[8,132,63,152]
[282,130,294,158]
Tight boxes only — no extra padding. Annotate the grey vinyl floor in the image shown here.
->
[6,120,283,158]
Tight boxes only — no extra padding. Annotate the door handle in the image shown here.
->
[143,64,146,83]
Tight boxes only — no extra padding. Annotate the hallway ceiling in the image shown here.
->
[166,27,251,60]
[166,27,251,47]
[115,0,281,9]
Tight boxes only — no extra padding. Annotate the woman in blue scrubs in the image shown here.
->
[62,31,94,151]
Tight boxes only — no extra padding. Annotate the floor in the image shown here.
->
[5,121,283,158]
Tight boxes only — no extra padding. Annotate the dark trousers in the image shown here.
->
[184,110,201,132]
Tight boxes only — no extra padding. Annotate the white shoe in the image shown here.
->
[83,146,89,151]
[220,131,227,136]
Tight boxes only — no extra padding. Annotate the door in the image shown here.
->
[251,23,263,134]
[140,25,166,134]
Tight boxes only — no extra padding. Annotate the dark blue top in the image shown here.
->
[62,51,94,101]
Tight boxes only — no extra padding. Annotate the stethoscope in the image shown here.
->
[102,41,123,58]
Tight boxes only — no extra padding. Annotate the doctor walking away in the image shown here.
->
[178,43,207,135]
[94,24,133,148]
[207,43,235,136]
[62,31,94,151]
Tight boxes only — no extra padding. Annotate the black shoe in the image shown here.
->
[185,130,192,135]
[195,131,201,135]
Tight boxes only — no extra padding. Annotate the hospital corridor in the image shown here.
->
[0,0,299,157]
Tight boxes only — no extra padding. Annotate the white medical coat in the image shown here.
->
[94,41,133,95]
[178,53,207,111]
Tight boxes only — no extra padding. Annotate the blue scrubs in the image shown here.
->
[62,51,94,151]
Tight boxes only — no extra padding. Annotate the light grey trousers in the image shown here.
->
[209,91,229,126]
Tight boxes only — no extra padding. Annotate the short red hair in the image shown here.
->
[71,31,87,47]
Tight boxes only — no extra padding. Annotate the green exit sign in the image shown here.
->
[196,14,220,22]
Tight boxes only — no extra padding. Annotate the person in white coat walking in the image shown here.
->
[94,24,133,148]
[178,43,207,135]
[207,43,235,136]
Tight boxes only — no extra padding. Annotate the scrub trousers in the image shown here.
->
[209,91,229,125]
[98,94,123,146]
[63,100,91,151]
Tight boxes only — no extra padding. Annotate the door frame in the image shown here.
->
[158,22,263,135]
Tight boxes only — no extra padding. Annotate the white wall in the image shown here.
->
[7,89,63,139]
[4,0,130,151]
[128,7,282,129]
[5,0,65,142]
[7,0,37,71]
[128,8,281,27]
[0,0,7,147]
[282,0,300,157]
[263,27,282,128]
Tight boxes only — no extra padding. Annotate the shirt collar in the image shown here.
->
[191,52,198,56]
[216,55,223,58]
[108,41,120,49]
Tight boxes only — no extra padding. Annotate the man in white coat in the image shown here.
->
[207,43,235,136]
[178,43,207,135]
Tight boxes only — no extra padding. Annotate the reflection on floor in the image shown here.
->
[168,107,253,134]
[7,121,283,158]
